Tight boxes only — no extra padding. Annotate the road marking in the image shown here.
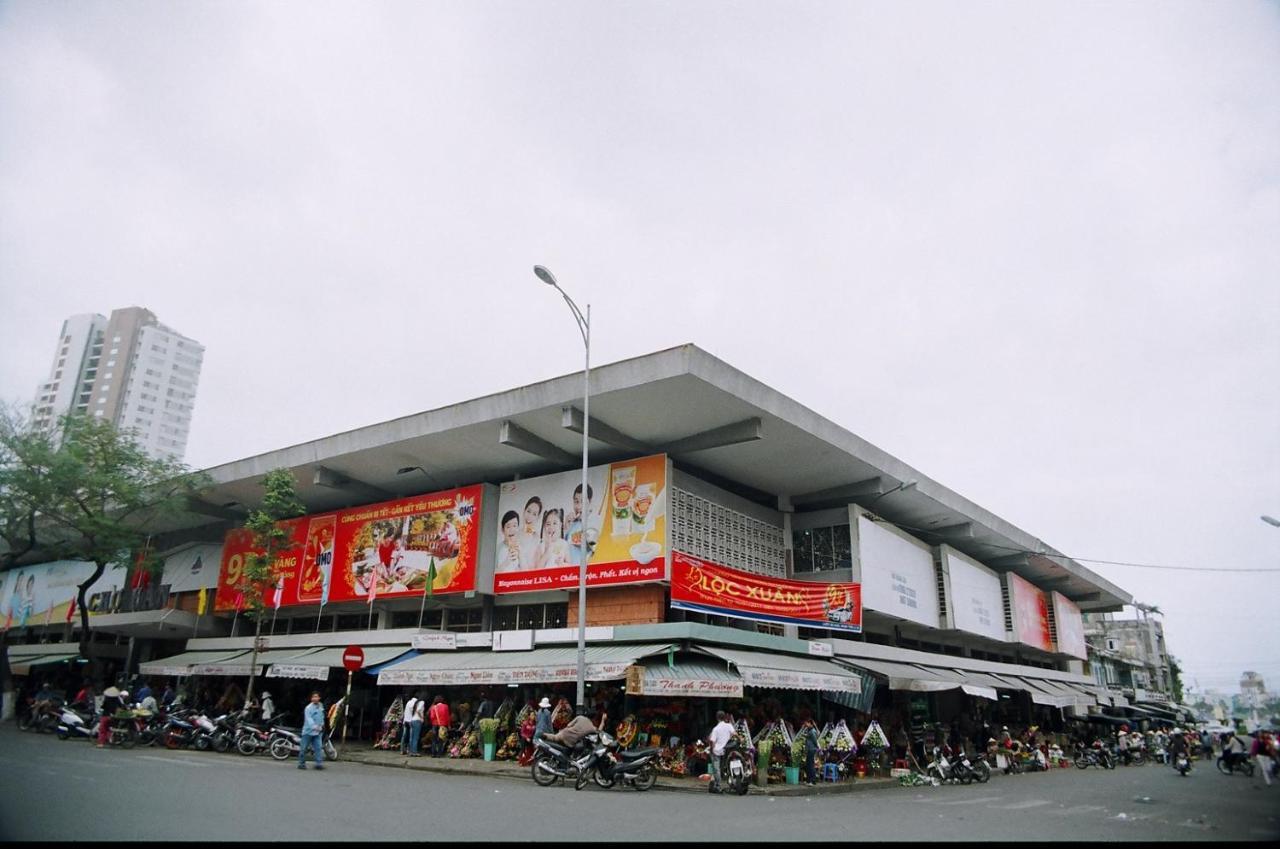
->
[1052,805,1105,816]
[995,799,1052,810]
[926,795,1005,806]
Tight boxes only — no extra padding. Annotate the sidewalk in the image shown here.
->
[336,744,903,795]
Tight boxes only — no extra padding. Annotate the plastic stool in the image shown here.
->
[823,763,840,782]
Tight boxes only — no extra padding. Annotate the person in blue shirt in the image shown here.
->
[299,692,326,770]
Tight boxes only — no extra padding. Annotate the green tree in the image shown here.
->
[237,469,306,710]
[1168,655,1184,704]
[0,404,47,699]
[0,409,206,680]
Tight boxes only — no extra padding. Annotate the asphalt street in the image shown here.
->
[1,724,1275,842]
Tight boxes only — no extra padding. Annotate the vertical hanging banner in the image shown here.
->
[1005,571,1053,652]
[215,485,482,612]
[669,551,862,633]
[493,454,668,594]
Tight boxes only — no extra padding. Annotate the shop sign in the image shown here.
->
[669,552,862,633]
[268,664,330,680]
[807,641,833,657]
[215,485,483,612]
[737,666,860,694]
[1049,591,1086,659]
[190,663,262,677]
[624,665,743,698]
[380,661,633,687]
[411,632,458,650]
[492,630,534,651]
[494,454,668,595]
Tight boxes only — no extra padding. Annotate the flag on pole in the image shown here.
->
[367,572,378,605]
[235,591,246,613]
[426,557,438,598]
[2,608,10,631]
[196,587,208,616]
[65,596,77,623]
[43,605,53,628]
[272,576,284,610]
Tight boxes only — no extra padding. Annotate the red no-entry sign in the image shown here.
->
[342,645,365,671]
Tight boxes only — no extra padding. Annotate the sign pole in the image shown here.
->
[342,668,353,747]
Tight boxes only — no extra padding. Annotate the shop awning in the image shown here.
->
[377,643,676,687]
[10,649,82,676]
[139,649,251,677]
[696,646,861,694]
[835,657,961,694]
[988,673,1077,708]
[268,646,415,681]
[1028,677,1096,708]
[624,658,744,699]
[203,647,328,677]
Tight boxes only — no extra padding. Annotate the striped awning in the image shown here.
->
[377,643,676,687]
[696,645,861,694]
[268,646,414,681]
[625,658,743,698]
[139,649,251,677]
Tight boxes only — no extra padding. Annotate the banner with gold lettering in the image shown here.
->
[670,551,862,633]
[215,485,482,611]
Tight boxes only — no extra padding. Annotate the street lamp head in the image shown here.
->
[396,466,421,475]
[1262,515,1280,528]
[533,265,558,287]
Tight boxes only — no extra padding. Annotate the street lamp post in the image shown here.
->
[534,264,591,715]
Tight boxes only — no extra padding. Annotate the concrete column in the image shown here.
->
[779,494,798,640]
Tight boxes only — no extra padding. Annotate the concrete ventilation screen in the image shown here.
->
[670,487,784,577]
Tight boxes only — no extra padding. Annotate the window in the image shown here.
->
[791,524,852,573]
[335,614,367,632]
[444,607,484,633]
[391,609,443,629]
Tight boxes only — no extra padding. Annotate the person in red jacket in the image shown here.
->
[428,695,451,758]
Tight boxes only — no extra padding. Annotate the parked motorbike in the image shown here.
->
[719,738,754,796]
[1216,751,1256,777]
[572,729,660,791]
[1073,742,1115,770]
[55,703,98,741]
[946,747,991,784]
[159,709,201,749]
[18,698,62,734]
[103,711,139,748]
[267,725,338,763]
[530,731,599,786]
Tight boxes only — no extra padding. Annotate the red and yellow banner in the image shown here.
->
[216,486,482,612]
[670,551,862,633]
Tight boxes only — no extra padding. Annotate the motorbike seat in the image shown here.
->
[618,747,659,760]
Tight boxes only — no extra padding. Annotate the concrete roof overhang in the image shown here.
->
[151,344,1130,612]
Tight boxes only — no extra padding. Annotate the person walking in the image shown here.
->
[298,692,326,770]
[400,693,419,755]
[801,718,820,786]
[534,697,553,741]
[1251,731,1272,786]
[428,695,451,758]
[96,686,125,748]
[706,711,735,794]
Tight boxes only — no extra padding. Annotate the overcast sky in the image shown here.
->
[1,1,1276,694]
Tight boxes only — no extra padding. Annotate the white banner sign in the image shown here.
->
[807,641,833,657]
[190,663,262,677]
[268,664,331,680]
[625,666,743,698]
[853,512,940,629]
[380,661,634,688]
[940,546,1007,642]
[737,667,861,694]
[411,633,458,650]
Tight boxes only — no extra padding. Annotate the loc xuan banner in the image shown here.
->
[216,485,482,612]
[670,551,862,633]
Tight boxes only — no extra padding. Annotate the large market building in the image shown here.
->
[6,344,1181,754]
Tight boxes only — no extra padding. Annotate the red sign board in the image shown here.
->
[215,485,483,612]
[670,551,862,633]
[342,646,365,672]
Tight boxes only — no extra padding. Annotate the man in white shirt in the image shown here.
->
[707,711,735,794]
[401,693,419,755]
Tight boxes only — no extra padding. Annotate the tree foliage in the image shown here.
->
[0,407,208,679]
[238,468,305,707]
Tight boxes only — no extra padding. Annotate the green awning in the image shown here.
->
[626,658,743,698]
[268,646,414,680]
[377,643,675,687]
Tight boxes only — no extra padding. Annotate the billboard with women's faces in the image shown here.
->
[493,454,669,594]
[1,559,130,629]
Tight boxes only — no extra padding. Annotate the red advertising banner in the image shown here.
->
[669,551,862,633]
[1006,571,1053,652]
[216,485,482,612]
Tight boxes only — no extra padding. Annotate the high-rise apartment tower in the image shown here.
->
[31,306,204,462]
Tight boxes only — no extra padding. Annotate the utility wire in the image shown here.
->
[866,516,1280,573]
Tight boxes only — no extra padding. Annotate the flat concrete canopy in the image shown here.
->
[163,344,1128,611]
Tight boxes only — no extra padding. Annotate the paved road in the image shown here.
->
[1,725,1275,841]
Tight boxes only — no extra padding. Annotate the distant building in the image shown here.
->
[31,306,203,461]
[1238,671,1268,709]
[1083,606,1174,701]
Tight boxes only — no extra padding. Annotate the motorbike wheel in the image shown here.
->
[56,728,69,740]
[162,729,184,750]
[574,766,592,791]
[973,761,991,784]
[269,737,293,761]
[728,753,750,796]
[1241,759,1255,778]
[213,733,232,754]
[531,754,560,787]
[631,762,656,792]
[958,766,973,785]
[1074,754,1089,769]
[119,728,137,750]
[193,735,211,752]
[1217,757,1232,776]
[1131,751,1145,766]
[325,741,338,762]
[592,769,616,790]
[236,734,258,756]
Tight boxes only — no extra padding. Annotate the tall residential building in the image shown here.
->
[32,306,204,462]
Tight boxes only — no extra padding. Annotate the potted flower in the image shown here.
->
[755,739,772,786]
[478,718,499,761]
[786,737,804,785]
